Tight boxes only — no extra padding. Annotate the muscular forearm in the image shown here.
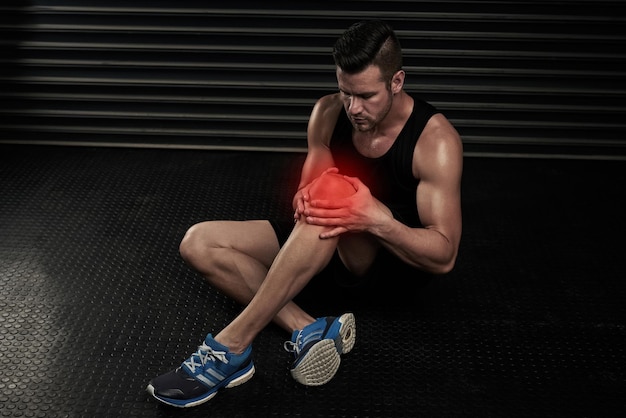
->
[298,161,333,191]
[371,215,458,275]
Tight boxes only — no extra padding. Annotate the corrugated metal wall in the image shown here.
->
[1,0,625,158]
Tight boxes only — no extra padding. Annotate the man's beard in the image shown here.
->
[350,98,392,133]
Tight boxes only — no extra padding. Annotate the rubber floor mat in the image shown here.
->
[0,144,625,417]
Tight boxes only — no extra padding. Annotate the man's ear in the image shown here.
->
[391,70,405,94]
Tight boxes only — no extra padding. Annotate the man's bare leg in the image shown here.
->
[147,172,359,406]
[213,218,339,353]
[180,171,360,354]
[179,219,318,336]
[210,171,357,354]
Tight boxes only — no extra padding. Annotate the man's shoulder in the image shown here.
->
[311,93,344,128]
[415,114,463,171]
[316,93,342,110]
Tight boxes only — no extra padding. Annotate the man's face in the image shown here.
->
[336,64,393,133]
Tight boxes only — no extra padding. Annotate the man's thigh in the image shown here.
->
[336,232,380,277]
[190,219,281,268]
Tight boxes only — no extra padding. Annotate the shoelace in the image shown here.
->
[184,343,229,373]
[284,326,327,355]
[283,330,303,355]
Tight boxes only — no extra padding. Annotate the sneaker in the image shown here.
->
[284,312,356,386]
[146,334,255,408]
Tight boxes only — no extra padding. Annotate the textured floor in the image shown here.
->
[0,144,625,418]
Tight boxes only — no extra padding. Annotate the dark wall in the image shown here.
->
[1,1,625,158]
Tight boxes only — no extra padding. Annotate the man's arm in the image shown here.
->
[305,113,463,275]
[293,94,343,219]
[374,113,463,274]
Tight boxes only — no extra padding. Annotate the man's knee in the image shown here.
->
[309,172,356,201]
[179,223,203,263]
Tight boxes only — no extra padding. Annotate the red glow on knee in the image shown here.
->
[309,172,356,201]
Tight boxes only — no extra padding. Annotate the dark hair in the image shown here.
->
[332,19,403,82]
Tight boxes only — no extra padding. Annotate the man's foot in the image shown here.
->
[284,312,356,386]
[147,334,254,408]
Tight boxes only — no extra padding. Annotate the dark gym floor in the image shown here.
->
[0,144,625,418]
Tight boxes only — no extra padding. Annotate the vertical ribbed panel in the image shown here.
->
[1,1,625,157]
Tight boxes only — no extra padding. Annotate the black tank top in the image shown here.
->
[329,96,437,228]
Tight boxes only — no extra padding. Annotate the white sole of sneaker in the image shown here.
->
[290,339,340,386]
[290,313,357,386]
[225,364,256,388]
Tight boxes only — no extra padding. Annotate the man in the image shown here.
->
[147,19,463,408]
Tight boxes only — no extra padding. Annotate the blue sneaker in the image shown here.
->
[284,312,356,386]
[147,334,254,408]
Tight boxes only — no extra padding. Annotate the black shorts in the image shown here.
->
[268,218,294,247]
[268,218,430,289]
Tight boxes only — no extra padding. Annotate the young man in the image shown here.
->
[147,19,463,408]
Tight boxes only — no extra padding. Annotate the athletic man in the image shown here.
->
[147,19,463,408]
